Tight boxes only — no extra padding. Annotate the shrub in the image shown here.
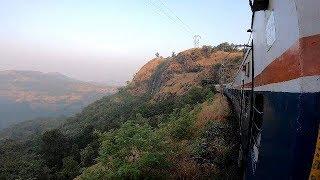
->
[60,156,80,179]
[81,145,96,167]
[94,121,171,179]
[40,129,71,171]
[165,105,196,140]
[202,45,214,57]
[78,163,111,180]
[183,87,211,106]
[196,94,230,129]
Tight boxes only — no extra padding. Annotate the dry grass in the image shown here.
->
[129,57,165,95]
[129,47,242,100]
[310,129,320,179]
[152,49,241,100]
[172,157,218,179]
[154,73,200,99]
[174,158,200,179]
[196,94,230,130]
[197,51,242,67]
[133,57,165,83]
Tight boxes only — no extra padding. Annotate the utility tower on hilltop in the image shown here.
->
[193,35,201,48]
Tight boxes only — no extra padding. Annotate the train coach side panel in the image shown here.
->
[224,88,320,179]
[254,92,320,179]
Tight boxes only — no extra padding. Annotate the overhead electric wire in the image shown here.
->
[149,0,192,35]
[149,0,182,27]
[145,0,170,22]
[144,0,194,36]
[157,0,194,34]
[154,0,207,43]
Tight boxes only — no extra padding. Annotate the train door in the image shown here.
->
[238,47,254,175]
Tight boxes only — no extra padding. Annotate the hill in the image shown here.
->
[129,45,242,99]
[61,44,242,135]
[0,70,117,129]
[0,43,243,179]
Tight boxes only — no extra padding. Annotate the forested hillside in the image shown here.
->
[0,117,65,142]
[0,43,243,179]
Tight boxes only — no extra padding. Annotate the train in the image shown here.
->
[222,0,320,179]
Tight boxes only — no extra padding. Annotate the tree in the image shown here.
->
[74,125,95,149]
[167,105,196,140]
[0,139,49,179]
[40,129,71,171]
[70,144,81,163]
[216,42,237,52]
[60,156,80,179]
[202,45,213,57]
[183,87,211,105]
[81,145,96,167]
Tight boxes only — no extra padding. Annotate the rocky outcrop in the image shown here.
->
[129,46,243,100]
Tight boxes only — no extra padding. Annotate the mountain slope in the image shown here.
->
[75,44,243,179]
[62,44,242,135]
[129,46,242,99]
[0,70,117,129]
[0,43,244,179]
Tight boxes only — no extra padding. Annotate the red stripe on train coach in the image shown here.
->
[244,34,320,88]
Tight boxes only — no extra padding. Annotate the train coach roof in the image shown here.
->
[252,0,269,11]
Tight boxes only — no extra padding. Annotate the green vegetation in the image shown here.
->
[0,86,239,179]
[78,87,239,179]
[0,43,241,179]
[84,121,171,179]
[0,117,64,142]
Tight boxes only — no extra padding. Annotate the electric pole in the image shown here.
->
[193,35,201,48]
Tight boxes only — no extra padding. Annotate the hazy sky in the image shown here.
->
[0,0,251,85]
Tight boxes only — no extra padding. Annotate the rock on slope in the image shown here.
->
[129,46,242,100]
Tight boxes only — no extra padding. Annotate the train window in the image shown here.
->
[266,11,276,51]
[245,62,250,77]
[242,62,250,77]
[242,64,246,72]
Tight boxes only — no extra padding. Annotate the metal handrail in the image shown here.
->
[253,121,262,132]
[253,106,263,115]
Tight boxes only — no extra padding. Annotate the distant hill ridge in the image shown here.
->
[0,70,117,129]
